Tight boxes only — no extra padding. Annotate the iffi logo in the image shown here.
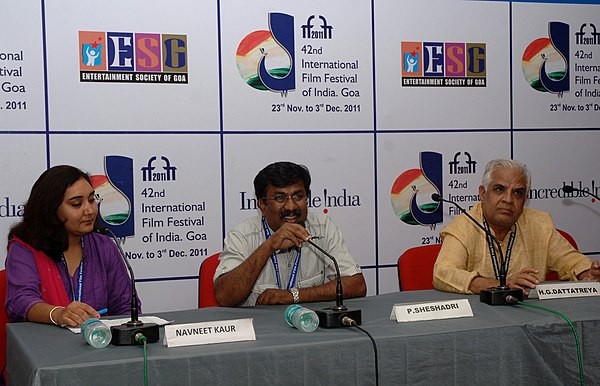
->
[575,23,600,45]
[236,13,295,94]
[301,15,333,39]
[522,22,569,94]
[79,31,188,84]
[141,156,177,182]
[449,152,477,175]
[401,41,487,87]
[390,152,443,226]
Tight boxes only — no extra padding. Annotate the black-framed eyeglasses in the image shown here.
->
[262,192,307,204]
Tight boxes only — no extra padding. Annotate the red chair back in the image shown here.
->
[0,269,8,382]
[397,244,442,291]
[556,228,578,250]
[198,253,221,308]
[546,228,579,280]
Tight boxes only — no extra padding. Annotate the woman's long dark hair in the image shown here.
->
[9,165,92,261]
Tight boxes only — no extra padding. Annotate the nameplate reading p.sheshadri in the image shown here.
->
[390,299,473,323]
[163,318,256,348]
[534,281,600,300]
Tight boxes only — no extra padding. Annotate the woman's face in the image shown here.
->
[56,177,99,238]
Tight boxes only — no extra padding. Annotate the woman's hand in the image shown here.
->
[53,301,100,327]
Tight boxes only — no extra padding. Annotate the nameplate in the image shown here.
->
[533,281,600,300]
[163,318,256,348]
[390,299,473,322]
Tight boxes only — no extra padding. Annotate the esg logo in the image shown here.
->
[79,31,188,73]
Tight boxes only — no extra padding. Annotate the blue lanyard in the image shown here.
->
[61,237,85,302]
[261,217,301,290]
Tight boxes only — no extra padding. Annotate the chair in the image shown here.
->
[556,228,578,250]
[546,228,579,280]
[198,253,221,308]
[397,244,442,291]
[0,269,8,383]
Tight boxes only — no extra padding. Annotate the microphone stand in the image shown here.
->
[98,227,160,344]
[432,194,522,305]
[305,238,362,327]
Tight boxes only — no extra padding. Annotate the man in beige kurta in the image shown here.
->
[433,159,600,295]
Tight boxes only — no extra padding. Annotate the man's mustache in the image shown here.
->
[280,209,302,218]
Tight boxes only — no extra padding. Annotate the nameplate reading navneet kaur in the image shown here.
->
[390,299,473,323]
[531,281,600,300]
[163,319,256,348]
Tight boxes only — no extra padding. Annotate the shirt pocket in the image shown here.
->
[297,269,326,288]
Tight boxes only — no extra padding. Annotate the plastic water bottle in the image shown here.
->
[284,304,319,332]
[81,318,112,348]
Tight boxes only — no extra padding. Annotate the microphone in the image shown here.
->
[561,185,600,201]
[298,222,362,327]
[96,226,160,345]
[431,194,522,305]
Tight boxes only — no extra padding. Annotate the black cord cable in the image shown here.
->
[516,301,584,386]
[344,317,379,386]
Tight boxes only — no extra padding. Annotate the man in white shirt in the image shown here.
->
[214,161,366,307]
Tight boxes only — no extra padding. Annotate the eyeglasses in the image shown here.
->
[262,192,307,204]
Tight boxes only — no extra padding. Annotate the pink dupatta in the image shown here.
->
[10,237,69,307]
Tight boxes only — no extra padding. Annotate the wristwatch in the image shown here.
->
[289,288,300,304]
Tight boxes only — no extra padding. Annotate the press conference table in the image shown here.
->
[7,290,600,385]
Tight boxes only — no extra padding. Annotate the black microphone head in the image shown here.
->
[95,226,110,235]
[562,185,575,194]
[296,221,306,228]
[431,193,442,202]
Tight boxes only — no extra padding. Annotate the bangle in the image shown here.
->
[49,306,64,326]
